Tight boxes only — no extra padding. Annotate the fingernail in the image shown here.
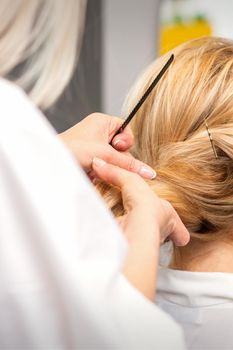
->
[93,157,106,167]
[139,166,156,180]
[112,139,126,148]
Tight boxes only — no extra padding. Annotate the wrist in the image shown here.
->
[122,221,160,300]
[123,237,159,300]
[122,212,161,248]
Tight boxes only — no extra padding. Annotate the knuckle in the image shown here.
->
[86,112,104,123]
[127,157,137,171]
[89,112,101,118]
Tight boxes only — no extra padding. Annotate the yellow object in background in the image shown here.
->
[160,15,212,55]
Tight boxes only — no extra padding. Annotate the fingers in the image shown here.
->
[106,147,156,180]
[92,157,139,188]
[169,216,190,247]
[162,201,190,247]
[92,157,155,206]
[92,157,190,248]
[107,117,155,179]
[111,126,134,151]
[107,115,134,151]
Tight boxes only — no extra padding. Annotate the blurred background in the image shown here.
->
[46,0,233,132]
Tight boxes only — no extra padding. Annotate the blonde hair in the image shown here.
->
[99,36,233,241]
[0,0,86,109]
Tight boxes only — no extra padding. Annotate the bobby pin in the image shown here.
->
[204,119,218,159]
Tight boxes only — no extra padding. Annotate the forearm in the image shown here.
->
[122,229,160,301]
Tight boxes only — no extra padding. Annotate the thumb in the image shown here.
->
[111,126,134,151]
[165,203,190,247]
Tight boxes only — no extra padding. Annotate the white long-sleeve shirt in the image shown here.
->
[157,267,233,350]
[0,79,185,349]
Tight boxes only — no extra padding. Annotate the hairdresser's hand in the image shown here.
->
[92,157,189,246]
[92,157,190,300]
[59,113,155,179]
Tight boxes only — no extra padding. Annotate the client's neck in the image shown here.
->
[170,237,233,273]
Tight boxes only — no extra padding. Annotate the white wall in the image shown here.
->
[102,0,233,116]
[102,0,160,116]
[192,0,233,39]
[161,0,233,39]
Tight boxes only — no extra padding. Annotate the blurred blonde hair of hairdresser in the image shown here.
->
[99,36,233,246]
[0,0,86,109]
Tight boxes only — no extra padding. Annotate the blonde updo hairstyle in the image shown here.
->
[99,37,233,242]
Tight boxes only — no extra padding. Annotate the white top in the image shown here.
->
[0,79,185,349]
[157,267,233,350]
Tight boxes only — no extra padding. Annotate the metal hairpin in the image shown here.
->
[204,119,218,159]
